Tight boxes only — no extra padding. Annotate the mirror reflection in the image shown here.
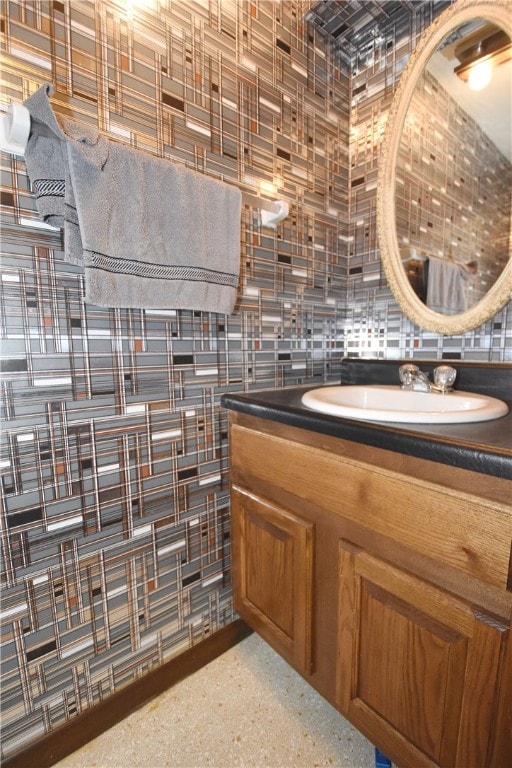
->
[395,20,511,315]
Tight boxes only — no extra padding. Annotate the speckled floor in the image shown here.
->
[54,632,375,768]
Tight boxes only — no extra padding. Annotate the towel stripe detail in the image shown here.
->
[65,204,80,226]
[33,179,65,199]
[86,252,239,287]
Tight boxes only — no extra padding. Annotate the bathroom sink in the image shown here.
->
[301,385,509,424]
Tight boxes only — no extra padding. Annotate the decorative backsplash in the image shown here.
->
[0,0,510,760]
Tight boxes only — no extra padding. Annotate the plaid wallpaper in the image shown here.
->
[0,0,510,759]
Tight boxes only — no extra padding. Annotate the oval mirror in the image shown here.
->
[377,0,512,335]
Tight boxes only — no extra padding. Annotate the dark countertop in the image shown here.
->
[221,358,512,481]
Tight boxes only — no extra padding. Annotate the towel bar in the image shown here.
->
[1,100,290,230]
[241,190,289,227]
[261,199,289,228]
[0,102,31,155]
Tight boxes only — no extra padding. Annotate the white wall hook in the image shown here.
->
[0,102,31,155]
[261,199,289,228]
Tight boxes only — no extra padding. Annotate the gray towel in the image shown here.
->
[23,84,241,313]
[23,84,109,265]
[426,256,468,314]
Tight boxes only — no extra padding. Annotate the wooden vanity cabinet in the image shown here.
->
[228,411,512,768]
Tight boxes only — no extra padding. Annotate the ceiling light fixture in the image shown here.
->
[467,57,493,91]
[454,26,511,91]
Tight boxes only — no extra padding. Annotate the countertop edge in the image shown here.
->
[221,391,512,481]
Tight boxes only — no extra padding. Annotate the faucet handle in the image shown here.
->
[399,364,420,388]
[433,365,457,393]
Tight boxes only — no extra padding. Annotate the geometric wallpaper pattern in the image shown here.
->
[0,0,510,760]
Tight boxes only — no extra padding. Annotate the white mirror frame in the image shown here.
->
[377,0,512,335]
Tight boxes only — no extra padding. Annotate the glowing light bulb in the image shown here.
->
[467,59,492,91]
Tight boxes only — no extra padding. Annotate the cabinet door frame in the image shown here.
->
[231,485,315,675]
[336,540,509,768]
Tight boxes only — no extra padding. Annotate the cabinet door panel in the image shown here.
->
[231,486,314,675]
[337,541,508,768]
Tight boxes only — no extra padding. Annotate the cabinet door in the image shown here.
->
[231,486,314,675]
[337,541,509,768]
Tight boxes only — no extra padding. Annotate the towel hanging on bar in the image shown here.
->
[426,256,468,314]
[22,83,242,315]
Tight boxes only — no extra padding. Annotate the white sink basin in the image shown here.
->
[301,384,509,424]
